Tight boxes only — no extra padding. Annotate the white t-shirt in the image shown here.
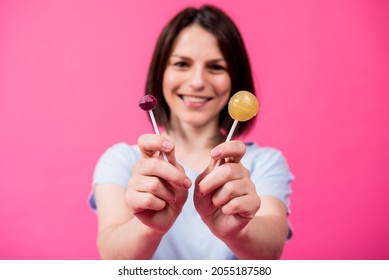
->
[90,142,293,259]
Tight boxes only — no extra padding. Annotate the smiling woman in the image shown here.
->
[1,0,388,262]
[163,25,231,128]
[146,5,255,137]
[90,4,293,260]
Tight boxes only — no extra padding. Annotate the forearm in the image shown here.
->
[97,218,164,260]
[222,215,289,260]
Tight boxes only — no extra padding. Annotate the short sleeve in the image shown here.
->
[242,143,294,239]
[88,143,140,211]
[249,147,293,211]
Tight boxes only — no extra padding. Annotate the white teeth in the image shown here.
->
[182,95,209,103]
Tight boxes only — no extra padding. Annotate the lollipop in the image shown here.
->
[139,94,157,111]
[138,95,168,161]
[215,90,259,167]
[228,90,259,122]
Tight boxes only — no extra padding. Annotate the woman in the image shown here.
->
[90,5,293,260]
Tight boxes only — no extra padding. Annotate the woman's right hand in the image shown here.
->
[125,134,192,235]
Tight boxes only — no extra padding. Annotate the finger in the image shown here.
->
[134,158,192,190]
[138,134,182,168]
[211,140,246,164]
[198,163,249,196]
[194,159,216,197]
[138,134,175,158]
[220,193,261,218]
[127,191,166,214]
[194,160,213,187]
[130,175,176,205]
[211,179,250,208]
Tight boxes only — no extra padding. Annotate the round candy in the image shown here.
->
[228,90,259,121]
[139,95,157,111]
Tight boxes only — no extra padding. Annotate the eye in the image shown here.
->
[208,64,227,73]
[173,61,190,69]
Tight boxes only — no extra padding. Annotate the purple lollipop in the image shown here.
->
[139,95,157,111]
[138,94,167,161]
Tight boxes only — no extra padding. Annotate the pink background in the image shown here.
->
[1,0,388,259]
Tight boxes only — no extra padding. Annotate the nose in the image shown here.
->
[189,66,205,90]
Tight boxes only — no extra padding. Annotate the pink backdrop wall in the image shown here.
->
[1,0,388,259]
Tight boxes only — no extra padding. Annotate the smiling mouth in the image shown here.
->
[178,95,213,104]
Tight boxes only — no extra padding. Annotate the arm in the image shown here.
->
[194,141,290,259]
[95,184,164,259]
[95,135,191,259]
[221,196,289,259]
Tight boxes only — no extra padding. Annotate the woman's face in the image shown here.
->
[163,24,231,129]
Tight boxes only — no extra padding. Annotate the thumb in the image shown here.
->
[195,158,215,185]
[194,157,217,197]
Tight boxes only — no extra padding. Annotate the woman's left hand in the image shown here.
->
[194,140,261,239]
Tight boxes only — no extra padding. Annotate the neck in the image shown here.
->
[162,120,225,172]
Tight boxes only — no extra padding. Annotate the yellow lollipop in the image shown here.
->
[228,90,259,121]
[215,91,259,167]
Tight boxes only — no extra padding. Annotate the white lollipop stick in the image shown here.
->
[214,91,259,168]
[215,119,238,167]
[139,95,168,162]
[148,110,168,161]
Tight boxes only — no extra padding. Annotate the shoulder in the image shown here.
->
[243,142,294,212]
[96,142,141,173]
[95,142,141,169]
[242,142,294,182]
[243,142,288,166]
[92,142,140,188]
[102,142,140,159]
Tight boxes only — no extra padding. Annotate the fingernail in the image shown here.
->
[162,140,174,150]
[197,190,204,197]
[183,178,192,189]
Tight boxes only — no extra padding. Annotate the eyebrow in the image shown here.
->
[170,54,226,63]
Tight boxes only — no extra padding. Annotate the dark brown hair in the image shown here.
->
[146,5,256,137]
